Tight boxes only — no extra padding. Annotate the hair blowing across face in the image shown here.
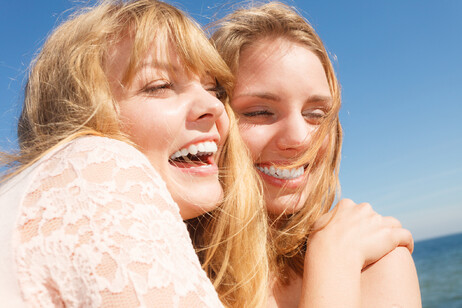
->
[212,1,343,283]
[1,1,268,307]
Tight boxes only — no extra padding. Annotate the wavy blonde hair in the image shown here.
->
[1,1,268,306]
[212,1,343,283]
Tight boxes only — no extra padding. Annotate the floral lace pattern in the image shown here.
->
[13,136,223,307]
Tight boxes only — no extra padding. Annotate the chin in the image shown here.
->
[173,185,223,220]
[265,193,307,216]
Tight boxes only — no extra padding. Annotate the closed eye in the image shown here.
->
[242,110,273,117]
[206,84,227,101]
[302,109,327,124]
[140,81,173,97]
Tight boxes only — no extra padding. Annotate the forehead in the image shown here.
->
[106,35,182,82]
[235,38,331,97]
[240,38,322,73]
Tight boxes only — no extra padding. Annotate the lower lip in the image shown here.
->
[256,168,307,189]
[169,158,219,176]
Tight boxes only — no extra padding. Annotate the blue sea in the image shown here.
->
[413,232,462,307]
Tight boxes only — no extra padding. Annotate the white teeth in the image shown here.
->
[188,144,198,155]
[170,141,218,160]
[269,166,276,175]
[256,165,305,180]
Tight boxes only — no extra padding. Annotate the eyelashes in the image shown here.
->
[140,80,226,100]
[302,109,327,120]
[141,81,173,96]
[240,107,327,125]
[206,84,227,100]
[239,109,275,125]
[242,110,273,117]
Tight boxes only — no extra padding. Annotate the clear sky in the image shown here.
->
[1,0,461,241]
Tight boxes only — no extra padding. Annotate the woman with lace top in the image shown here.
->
[212,2,421,307]
[0,1,267,307]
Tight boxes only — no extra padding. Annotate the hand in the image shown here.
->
[308,199,414,270]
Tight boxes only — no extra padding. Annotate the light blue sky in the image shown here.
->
[1,0,461,241]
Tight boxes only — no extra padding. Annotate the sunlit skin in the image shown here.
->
[231,38,331,215]
[107,38,229,219]
[232,37,419,308]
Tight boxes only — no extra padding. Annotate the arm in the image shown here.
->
[300,227,362,308]
[299,199,417,308]
[360,247,421,308]
[14,137,223,307]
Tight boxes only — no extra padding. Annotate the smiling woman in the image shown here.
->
[231,37,332,214]
[213,2,421,307]
[0,0,267,307]
[108,37,230,219]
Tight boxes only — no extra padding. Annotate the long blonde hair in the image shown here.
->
[212,1,343,282]
[1,1,268,306]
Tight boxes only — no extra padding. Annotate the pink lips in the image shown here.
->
[170,157,219,176]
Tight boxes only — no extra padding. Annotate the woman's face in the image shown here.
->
[107,38,229,219]
[231,38,331,215]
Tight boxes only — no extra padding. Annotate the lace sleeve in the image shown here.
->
[14,137,223,307]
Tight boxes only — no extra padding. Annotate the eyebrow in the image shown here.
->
[307,94,333,106]
[235,91,332,105]
[234,92,281,101]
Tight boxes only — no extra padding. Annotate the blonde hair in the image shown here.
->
[212,1,343,282]
[1,1,268,306]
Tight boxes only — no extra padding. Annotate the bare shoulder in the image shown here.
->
[361,247,422,307]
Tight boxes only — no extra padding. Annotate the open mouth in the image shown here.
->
[169,141,217,168]
[255,164,307,180]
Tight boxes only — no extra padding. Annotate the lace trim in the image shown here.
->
[14,136,223,307]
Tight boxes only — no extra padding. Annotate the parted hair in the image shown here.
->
[211,1,343,283]
[1,1,268,306]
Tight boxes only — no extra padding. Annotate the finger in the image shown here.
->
[357,202,373,212]
[312,210,332,231]
[391,227,414,253]
[382,216,402,228]
[337,198,356,208]
[356,202,378,219]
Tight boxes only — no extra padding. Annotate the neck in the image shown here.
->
[267,269,303,308]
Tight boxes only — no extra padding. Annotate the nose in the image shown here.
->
[275,114,312,155]
[187,85,225,126]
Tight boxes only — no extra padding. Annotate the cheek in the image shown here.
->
[321,134,330,152]
[313,134,331,163]
[121,113,146,140]
[238,124,273,161]
[119,104,172,149]
[217,112,230,139]
[119,105,144,142]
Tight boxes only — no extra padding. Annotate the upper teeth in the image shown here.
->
[170,141,218,160]
[256,165,305,180]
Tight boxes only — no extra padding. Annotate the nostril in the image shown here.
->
[277,135,311,151]
[198,113,213,120]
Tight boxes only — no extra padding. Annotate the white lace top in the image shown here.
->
[0,136,223,307]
